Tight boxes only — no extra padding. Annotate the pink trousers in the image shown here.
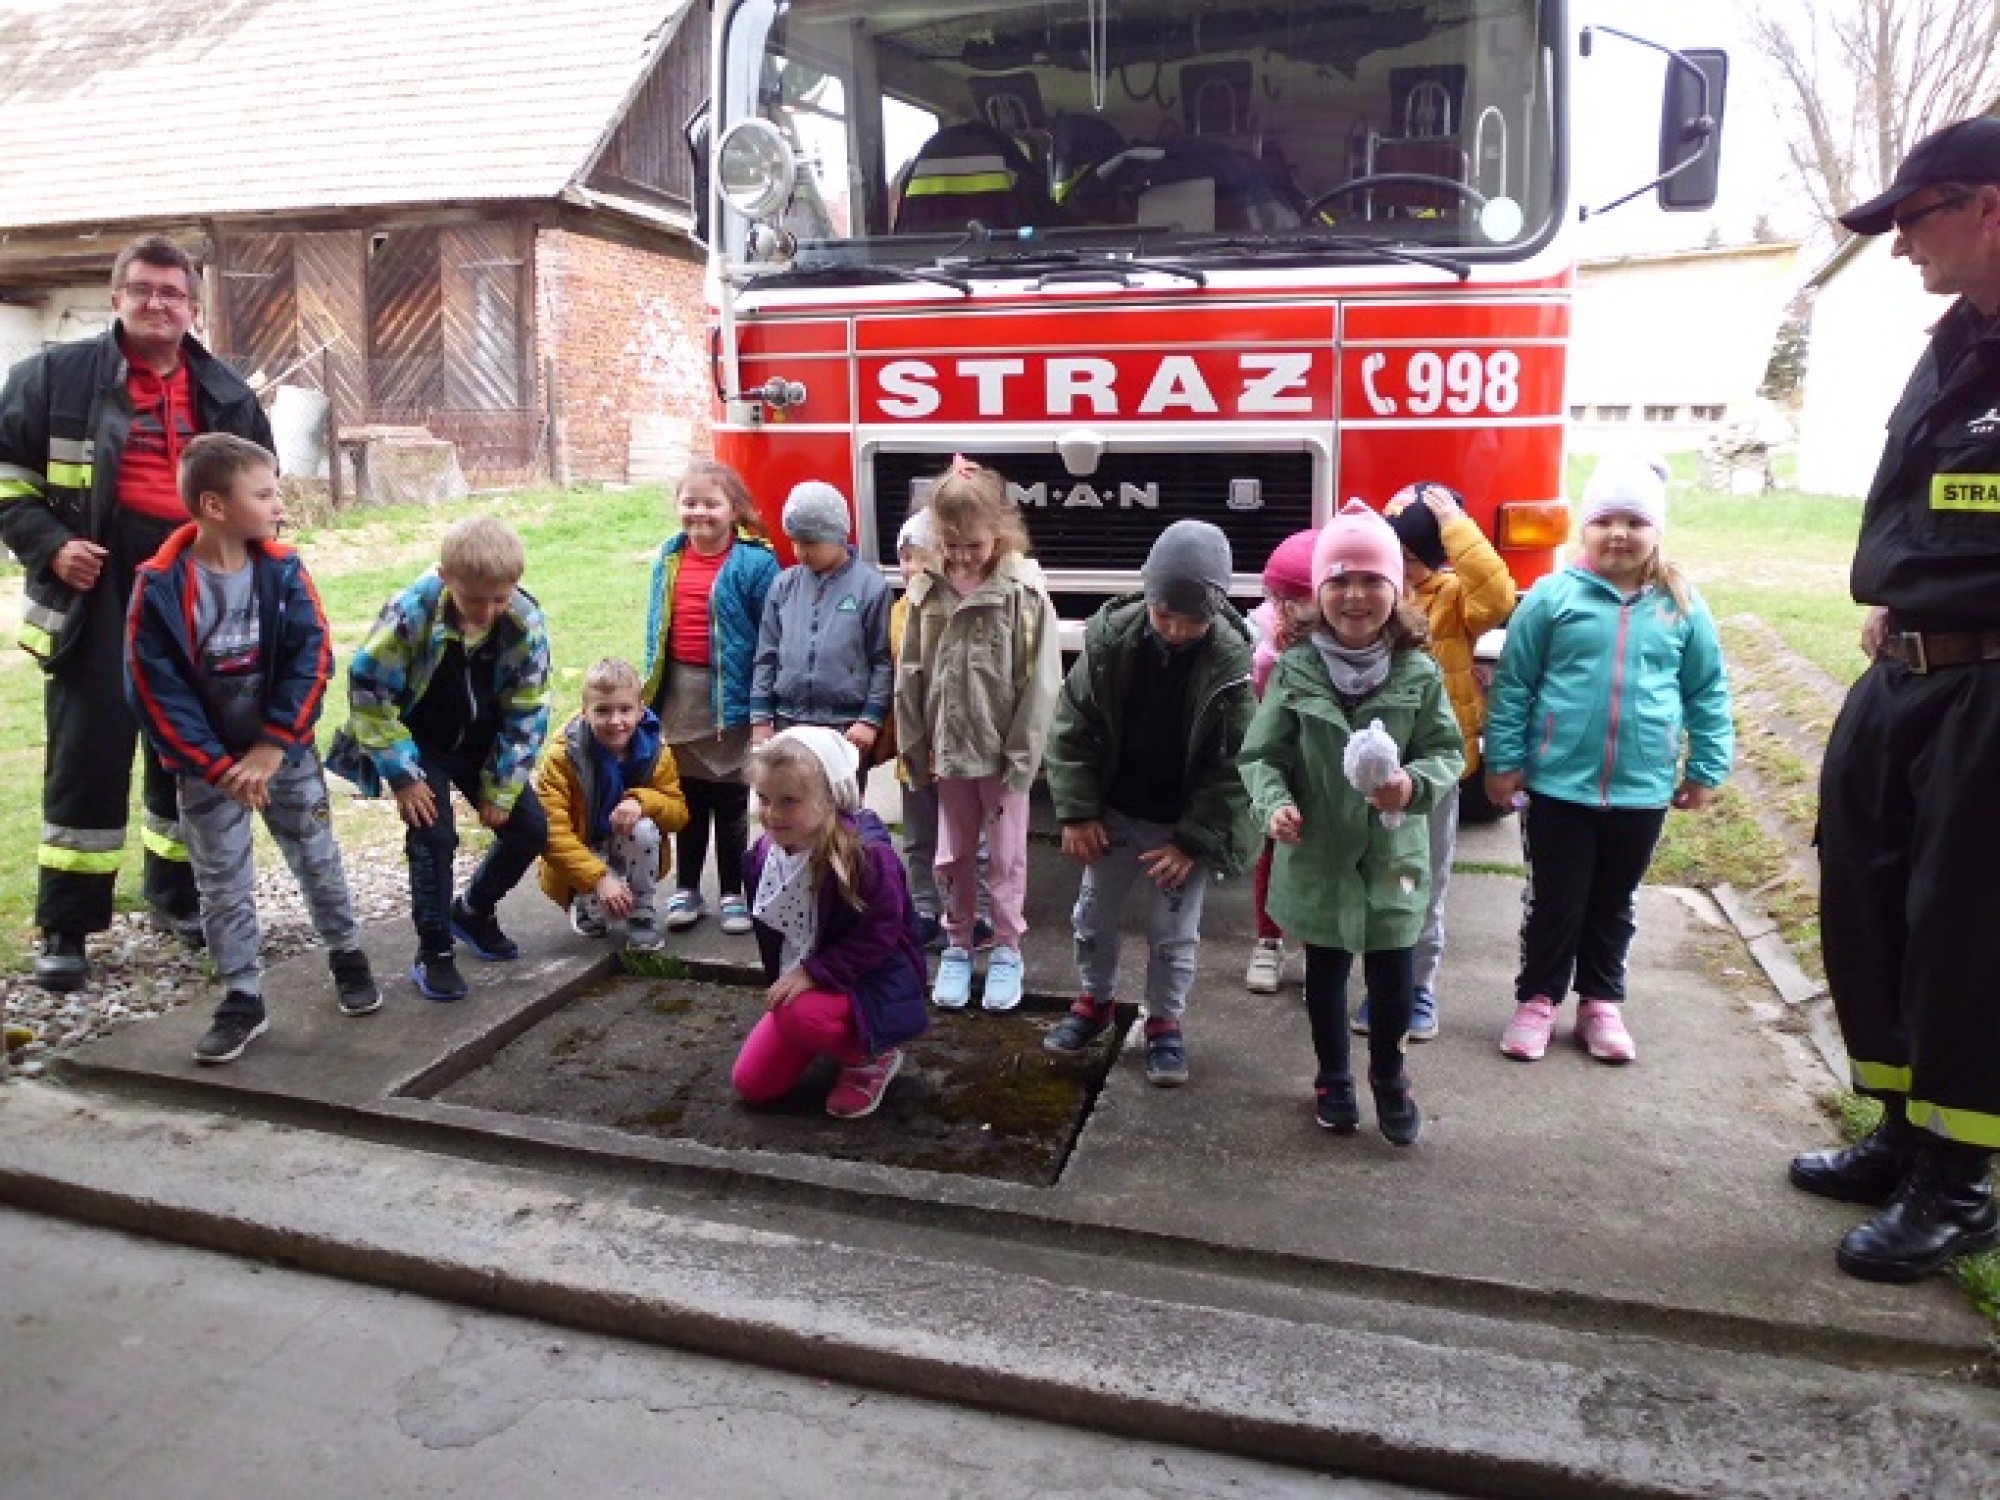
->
[732,987,864,1104]
[935,774,1030,949]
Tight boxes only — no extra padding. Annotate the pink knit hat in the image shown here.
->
[1261,529,1318,599]
[1312,499,1404,594]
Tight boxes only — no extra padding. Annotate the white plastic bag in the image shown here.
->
[1343,718,1407,829]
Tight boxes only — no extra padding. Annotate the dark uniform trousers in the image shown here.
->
[1820,655,2000,1148]
[39,507,197,935]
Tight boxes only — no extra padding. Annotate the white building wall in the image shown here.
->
[1567,245,1802,454]
[1796,239,1951,497]
[0,284,114,369]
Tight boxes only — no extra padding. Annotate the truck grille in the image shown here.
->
[869,450,1316,575]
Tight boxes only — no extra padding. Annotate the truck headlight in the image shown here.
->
[716,119,796,223]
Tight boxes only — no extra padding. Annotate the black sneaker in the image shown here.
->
[1371,1073,1423,1147]
[194,995,268,1064]
[1314,1075,1359,1134]
[329,948,382,1016]
[411,949,468,1002]
[450,895,519,961]
[1144,1024,1190,1087]
[32,932,89,994]
[1044,997,1113,1055]
[915,913,944,951]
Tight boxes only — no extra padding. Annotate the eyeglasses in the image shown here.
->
[1892,195,1972,235]
[118,284,191,308]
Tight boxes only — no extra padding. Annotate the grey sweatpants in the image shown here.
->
[178,749,363,998]
[568,820,663,927]
[1412,781,1460,994]
[1072,808,1209,1020]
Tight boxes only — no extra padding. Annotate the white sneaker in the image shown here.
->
[664,890,705,930]
[1244,938,1283,994]
[932,946,974,1010]
[570,904,608,939]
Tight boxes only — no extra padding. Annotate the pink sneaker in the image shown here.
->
[825,1049,905,1119]
[1575,1000,1637,1064]
[1500,997,1558,1061]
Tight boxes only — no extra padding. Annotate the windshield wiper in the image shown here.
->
[743,260,973,297]
[1179,233,1472,281]
[929,222,1207,287]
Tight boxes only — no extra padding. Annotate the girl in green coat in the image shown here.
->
[1240,502,1465,1146]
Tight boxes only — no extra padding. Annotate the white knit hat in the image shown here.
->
[896,507,937,552]
[1579,454,1669,532]
[768,725,862,813]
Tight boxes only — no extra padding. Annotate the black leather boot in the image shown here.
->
[1790,1112,1920,1207]
[1836,1144,1998,1284]
[32,932,88,994]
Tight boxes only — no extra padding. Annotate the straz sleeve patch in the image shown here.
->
[1930,475,2000,512]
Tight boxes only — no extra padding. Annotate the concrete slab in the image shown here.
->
[56,806,1986,1369]
[1,1083,1993,1500]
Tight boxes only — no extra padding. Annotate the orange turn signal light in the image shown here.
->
[1497,500,1571,551]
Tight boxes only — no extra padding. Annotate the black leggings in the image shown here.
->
[676,776,750,898]
[1515,793,1667,1004]
[1304,945,1415,1084]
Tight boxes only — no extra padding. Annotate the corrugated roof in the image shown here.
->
[0,0,692,232]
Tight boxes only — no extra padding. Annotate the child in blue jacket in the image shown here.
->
[327,513,552,1003]
[127,434,377,1064]
[1483,455,1732,1066]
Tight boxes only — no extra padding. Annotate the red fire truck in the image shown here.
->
[697,0,1725,641]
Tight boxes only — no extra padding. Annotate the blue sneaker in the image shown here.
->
[1409,987,1440,1042]
[450,896,519,962]
[981,946,1025,1012]
[932,946,974,1009]
[1350,997,1371,1036]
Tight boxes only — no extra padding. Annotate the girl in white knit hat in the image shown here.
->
[1482,454,1734,1066]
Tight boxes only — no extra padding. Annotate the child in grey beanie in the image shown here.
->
[1142,519,1234,621]
[753,480,892,764]
[782,481,852,544]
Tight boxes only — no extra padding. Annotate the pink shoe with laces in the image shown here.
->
[1575,1000,1637,1063]
[1500,996,1558,1061]
[825,1049,905,1119]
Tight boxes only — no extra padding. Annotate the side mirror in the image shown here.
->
[1658,49,1727,212]
[685,101,712,245]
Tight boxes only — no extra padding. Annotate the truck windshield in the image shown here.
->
[719,0,1562,269]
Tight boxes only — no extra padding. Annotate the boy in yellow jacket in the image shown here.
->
[1352,482,1517,1040]
[535,658,690,951]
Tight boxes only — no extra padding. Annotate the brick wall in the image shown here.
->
[534,227,711,486]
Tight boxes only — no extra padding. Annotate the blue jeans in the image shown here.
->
[405,745,547,947]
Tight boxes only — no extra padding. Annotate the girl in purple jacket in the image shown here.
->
[731,726,928,1119]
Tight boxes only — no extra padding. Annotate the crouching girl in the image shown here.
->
[731,727,928,1119]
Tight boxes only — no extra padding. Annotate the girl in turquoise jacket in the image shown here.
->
[1482,455,1732,1068]
[1240,502,1465,1148]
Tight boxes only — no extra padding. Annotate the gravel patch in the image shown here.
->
[2,797,481,1078]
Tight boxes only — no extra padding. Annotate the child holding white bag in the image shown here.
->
[1239,501,1464,1145]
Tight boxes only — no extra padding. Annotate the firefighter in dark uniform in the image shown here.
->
[1790,117,2000,1282]
[0,236,274,992]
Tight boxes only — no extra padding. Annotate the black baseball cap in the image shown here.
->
[1841,115,2000,236]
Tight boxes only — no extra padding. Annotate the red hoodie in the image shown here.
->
[118,361,194,521]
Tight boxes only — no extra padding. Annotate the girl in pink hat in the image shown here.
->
[1239,500,1466,1145]
[1242,529,1319,995]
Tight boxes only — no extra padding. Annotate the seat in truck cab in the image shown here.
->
[892,122,1055,234]
[1062,136,1305,233]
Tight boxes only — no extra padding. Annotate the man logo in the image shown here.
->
[1227,478,1264,512]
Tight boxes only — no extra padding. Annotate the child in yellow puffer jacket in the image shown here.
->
[1350,481,1516,1042]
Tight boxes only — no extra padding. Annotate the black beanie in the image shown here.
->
[1386,488,1451,570]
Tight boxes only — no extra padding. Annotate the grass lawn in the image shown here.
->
[0,487,677,968]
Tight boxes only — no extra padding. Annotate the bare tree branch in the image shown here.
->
[1747,0,2000,238]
